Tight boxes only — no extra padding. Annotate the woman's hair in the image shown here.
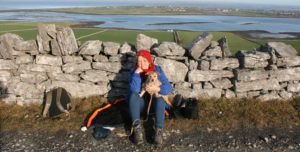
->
[136,50,155,73]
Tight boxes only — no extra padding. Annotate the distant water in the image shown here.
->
[0,11,300,33]
[0,1,300,11]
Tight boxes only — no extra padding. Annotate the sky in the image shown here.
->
[60,0,300,6]
[1,0,300,5]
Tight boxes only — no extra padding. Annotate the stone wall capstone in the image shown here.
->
[0,24,300,105]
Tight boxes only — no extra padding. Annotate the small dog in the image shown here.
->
[139,71,162,97]
[139,71,172,106]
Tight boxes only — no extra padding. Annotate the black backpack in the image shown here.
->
[172,95,199,119]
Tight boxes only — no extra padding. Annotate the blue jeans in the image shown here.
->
[128,92,166,128]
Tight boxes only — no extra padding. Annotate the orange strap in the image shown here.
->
[86,98,125,128]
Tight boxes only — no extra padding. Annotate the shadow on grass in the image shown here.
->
[1,96,300,134]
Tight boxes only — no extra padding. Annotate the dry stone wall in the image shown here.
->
[0,24,299,105]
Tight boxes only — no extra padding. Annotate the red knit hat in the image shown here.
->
[136,49,155,74]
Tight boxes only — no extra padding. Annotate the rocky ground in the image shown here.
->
[1,126,300,152]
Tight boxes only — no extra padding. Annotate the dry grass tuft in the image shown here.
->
[1,96,300,132]
[0,96,107,132]
[166,98,300,131]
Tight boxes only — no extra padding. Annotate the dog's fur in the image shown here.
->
[139,72,172,106]
[139,71,161,97]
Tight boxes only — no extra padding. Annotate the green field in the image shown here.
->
[0,22,299,54]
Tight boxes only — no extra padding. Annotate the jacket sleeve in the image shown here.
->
[156,66,173,95]
[129,68,142,93]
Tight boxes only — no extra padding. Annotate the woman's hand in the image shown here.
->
[145,84,160,95]
[135,67,143,74]
[135,61,143,74]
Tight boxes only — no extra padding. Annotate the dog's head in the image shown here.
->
[146,71,159,82]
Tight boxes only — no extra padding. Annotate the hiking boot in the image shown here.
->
[132,122,143,145]
[154,128,163,145]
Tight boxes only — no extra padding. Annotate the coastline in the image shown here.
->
[1,7,300,19]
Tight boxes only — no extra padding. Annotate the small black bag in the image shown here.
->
[181,98,199,119]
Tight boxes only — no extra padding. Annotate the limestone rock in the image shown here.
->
[174,82,192,90]
[270,67,300,82]
[0,33,24,59]
[103,42,120,56]
[211,78,233,89]
[189,60,198,70]
[62,56,83,63]
[176,88,222,98]
[0,59,18,70]
[210,58,239,70]
[120,42,134,55]
[154,57,188,83]
[136,34,158,51]
[37,24,56,53]
[192,83,202,90]
[236,50,270,69]
[92,62,122,73]
[50,39,62,56]
[14,40,38,55]
[201,88,222,98]
[48,73,80,82]
[277,56,300,67]
[234,69,270,81]
[14,82,43,99]
[62,61,91,73]
[287,83,300,92]
[210,41,219,48]
[93,55,109,62]
[199,60,210,70]
[20,72,48,84]
[6,76,21,94]
[36,55,62,66]
[153,42,185,57]
[0,70,11,83]
[204,46,222,57]
[188,32,213,60]
[224,89,236,98]
[203,82,213,89]
[56,27,78,55]
[79,40,102,55]
[265,42,298,57]
[80,70,109,83]
[247,91,261,97]
[279,90,293,100]
[19,64,62,73]
[234,79,281,93]
[257,92,281,101]
[109,55,123,62]
[188,70,234,82]
[49,81,108,97]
